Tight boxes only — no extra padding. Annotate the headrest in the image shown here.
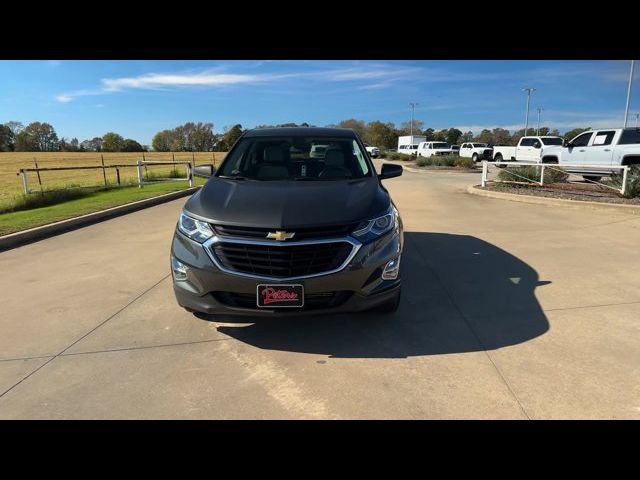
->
[324,149,345,167]
[264,145,284,163]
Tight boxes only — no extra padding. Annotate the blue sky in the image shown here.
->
[1,60,638,145]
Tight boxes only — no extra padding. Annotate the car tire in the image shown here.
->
[583,175,602,182]
[472,153,478,163]
[372,288,401,314]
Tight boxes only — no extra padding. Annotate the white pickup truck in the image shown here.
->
[459,142,493,163]
[416,141,451,157]
[363,143,380,158]
[539,128,640,181]
[492,136,564,163]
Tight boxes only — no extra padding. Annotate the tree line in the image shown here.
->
[0,121,147,152]
[1,119,594,153]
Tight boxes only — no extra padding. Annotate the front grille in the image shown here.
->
[213,223,358,241]
[212,291,352,310]
[211,241,354,278]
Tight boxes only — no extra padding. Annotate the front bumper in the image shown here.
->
[171,227,403,316]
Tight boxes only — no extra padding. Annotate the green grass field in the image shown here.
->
[0,151,226,210]
[0,179,207,236]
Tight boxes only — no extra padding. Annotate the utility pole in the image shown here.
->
[623,60,635,128]
[635,113,639,128]
[536,107,543,136]
[523,87,536,136]
[409,102,418,140]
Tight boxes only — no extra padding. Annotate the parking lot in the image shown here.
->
[1,168,639,419]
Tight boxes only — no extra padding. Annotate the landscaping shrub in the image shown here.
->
[608,165,640,198]
[454,157,474,169]
[497,165,568,184]
[416,154,457,167]
[388,152,413,161]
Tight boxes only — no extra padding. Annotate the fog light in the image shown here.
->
[171,256,189,281]
[382,256,401,280]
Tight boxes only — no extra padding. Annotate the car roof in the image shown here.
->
[243,127,357,138]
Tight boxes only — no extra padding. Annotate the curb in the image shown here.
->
[466,185,640,215]
[0,187,200,252]
[379,159,480,175]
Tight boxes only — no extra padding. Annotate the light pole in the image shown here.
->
[523,87,536,136]
[635,113,639,128]
[624,60,635,128]
[536,107,543,136]
[409,102,418,139]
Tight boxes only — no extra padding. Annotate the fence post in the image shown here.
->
[481,161,488,187]
[33,157,43,192]
[137,160,144,188]
[100,154,107,186]
[621,166,629,196]
[116,168,121,186]
[20,169,30,194]
[540,164,545,186]
[189,160,194,188]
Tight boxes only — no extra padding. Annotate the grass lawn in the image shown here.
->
[0,179,206,237]
[0,151,225,210]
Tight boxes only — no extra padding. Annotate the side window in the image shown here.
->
[592,131,615,146]
[572,132,593,147]
[619,128,640,145]
[520,138,533,147]
[352,140,369,175]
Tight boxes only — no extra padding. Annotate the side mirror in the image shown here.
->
[193,164,215,178]
[533,141,541,149]
[379,163,403,180]
[565,141,573,149]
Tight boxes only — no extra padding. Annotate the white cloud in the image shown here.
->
[101,72,265,91]
[55,94,72,103]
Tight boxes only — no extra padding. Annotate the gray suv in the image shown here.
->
[171,127,403,316]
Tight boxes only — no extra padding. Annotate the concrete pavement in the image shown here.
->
[1,168,639,418]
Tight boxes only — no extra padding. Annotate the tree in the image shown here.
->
[399,120,424,137]
[432,129,448,141]
[0,124,14,151]
[461,131,474,142]
[4,121,23,138]
[14,122,59,151]
[364,121,396,149]
[151,122,217,152]
[152,130,174,152]
[564,127,590,142]
[80,137,103,152]
[422,128,435,141]
[336,119,367,138]
[122,139,145,152]
[101,132,125,152]
[444,128,463,145]
[218,124,244,151]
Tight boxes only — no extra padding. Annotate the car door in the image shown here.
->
[461,143,470,158]
[564,131,593,165]
[585,130,615,166]
[517,138,535,161]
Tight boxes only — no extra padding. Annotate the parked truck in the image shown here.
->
[539,128,640,181]
[492,136,564,163]
[459,142,493,163]
[397,135,426,155]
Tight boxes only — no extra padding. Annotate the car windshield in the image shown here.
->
[541,138,563,145]
[217,136,371,181]
[432,142,449,148]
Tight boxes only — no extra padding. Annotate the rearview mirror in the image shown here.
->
[379,163,403,180]
[193,164,215,178]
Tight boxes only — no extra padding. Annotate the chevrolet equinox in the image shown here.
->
[171,127,403,316]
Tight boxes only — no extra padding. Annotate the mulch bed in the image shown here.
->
[483,182,640,205]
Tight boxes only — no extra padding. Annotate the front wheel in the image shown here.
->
[472,153,479,163]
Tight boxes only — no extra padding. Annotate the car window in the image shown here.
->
[218,136,372,181]
[520,138,534,147]
[541,138,563,146]
[571,132,593,147]
[619,128,640,145]
[592,131,616,146]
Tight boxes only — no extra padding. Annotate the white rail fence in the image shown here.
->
[18,160,194,194]
[481,161,630,195]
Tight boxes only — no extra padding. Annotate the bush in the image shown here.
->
[454,157,474,169]
[608,165,640,198]
[497,165,568,184]
[416,154,457,167]
[388,152,413,161]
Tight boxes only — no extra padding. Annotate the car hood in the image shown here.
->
[183,176,390,228]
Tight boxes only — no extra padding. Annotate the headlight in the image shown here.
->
[352,205,398,240]
[177,211,214,243]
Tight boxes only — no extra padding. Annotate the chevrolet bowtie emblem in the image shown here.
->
[267,230,295,241]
